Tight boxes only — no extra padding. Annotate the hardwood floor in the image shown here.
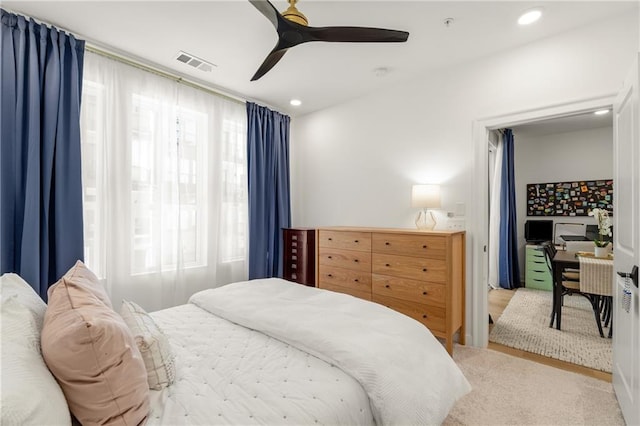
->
[487,288,612,382]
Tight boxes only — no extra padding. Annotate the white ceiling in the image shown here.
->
[3,1,637,116]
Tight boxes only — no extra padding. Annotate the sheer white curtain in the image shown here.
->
[80,52,248,311]
[488,131,503,289]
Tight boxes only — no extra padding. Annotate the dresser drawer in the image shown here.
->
[321,281,371,301]
[526,247,546,262]
[318,266,371,292]
[318,230,371,252]
[526,267,552,289]
[284,257,311,276]
[372,253,446,283]
[372,274,445,307]
[526,264,550,277]
[372,295,445,332]
[527,258,548,272]
[318,248,371,272]
[285,229,308,244]
[372,233,446,260]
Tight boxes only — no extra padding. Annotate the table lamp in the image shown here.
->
[412,184,441,230]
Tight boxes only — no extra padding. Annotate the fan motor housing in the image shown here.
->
[282,2,308,26]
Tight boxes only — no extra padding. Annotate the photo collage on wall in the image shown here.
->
[527,179,613,216]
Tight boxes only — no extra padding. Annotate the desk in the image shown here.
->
[550,250,579,330]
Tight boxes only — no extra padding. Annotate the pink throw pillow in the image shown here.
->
[41,261,149,425]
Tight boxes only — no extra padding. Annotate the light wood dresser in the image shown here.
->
[316,227,465,354]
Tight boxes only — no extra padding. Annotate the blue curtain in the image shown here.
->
[498,129,521,289]
[1,9,85,300]
[246,102,291,279]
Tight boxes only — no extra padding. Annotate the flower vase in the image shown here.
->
[594,246,608,258]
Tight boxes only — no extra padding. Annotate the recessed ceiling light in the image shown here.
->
[594,109,610,115]
[290,99,302,106]
[518,9,542,26]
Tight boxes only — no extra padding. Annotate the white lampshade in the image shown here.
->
[411,184,441,209]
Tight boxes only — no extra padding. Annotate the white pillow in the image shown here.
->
[0,274,72,425]
[121,300,176,390]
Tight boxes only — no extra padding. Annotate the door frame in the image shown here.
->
[469,94,616,347]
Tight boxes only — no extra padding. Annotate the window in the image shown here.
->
[80,51,247,302]
[220,119,247,262]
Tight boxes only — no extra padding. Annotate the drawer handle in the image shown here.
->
[354,259,359,263]
[328,238,333,241]
[422,245,427,249]
[385,263,390,267]
[385,242,390,246]
[422,314,428,319]
[292,264,297,269]
[354,240,359,243]
[328,255,332,259]
[422,268,428,272]
[422,291,428,295]
[533,270,544,273]
[292,235,298,240]
[354,279,359,282]
[533,278,543,282]
[291,273,297,279]
[385,284,390,288]
[328,274,333,278]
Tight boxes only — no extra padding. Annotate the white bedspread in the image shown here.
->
[190,278,471,425]
[147,303,374,425]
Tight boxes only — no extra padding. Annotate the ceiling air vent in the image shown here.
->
[175,51,216,72]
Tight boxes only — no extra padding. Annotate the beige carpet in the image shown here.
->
[444,345,624,425]
[489,288,612,372]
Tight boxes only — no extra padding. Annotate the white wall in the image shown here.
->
[290,12,637,342]
[291,12,636,228]
[513,126,613,279]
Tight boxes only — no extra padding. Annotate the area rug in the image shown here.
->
[443,345,623,425]
[489,288,612,372]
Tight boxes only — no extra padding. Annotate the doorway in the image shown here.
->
[485,110,614,377]
[470,94,617,349]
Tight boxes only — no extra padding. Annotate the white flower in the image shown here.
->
[589,208,612,247]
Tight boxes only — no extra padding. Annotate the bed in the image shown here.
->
[1,264,471,425]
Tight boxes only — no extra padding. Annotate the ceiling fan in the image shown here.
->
[249,0,410,81]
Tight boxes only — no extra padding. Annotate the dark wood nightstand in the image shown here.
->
[282,228,316,286]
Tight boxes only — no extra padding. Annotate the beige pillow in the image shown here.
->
[41,261,149,425]
[121,300,176,390]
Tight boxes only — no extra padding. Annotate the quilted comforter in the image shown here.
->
[188,278,471,425]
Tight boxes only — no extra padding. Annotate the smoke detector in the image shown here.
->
[175,51,216,72]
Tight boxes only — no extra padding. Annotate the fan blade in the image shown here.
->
[249,0,280,28]
[305,26,409,43]
[251,47,289,81]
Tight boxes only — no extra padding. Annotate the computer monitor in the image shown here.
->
[525,220,553,243]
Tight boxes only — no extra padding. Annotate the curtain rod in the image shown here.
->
[3,6,251,107]
[85,44,245,106]
[3,7,277,111]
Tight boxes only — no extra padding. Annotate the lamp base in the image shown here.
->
[415,210,436,230]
